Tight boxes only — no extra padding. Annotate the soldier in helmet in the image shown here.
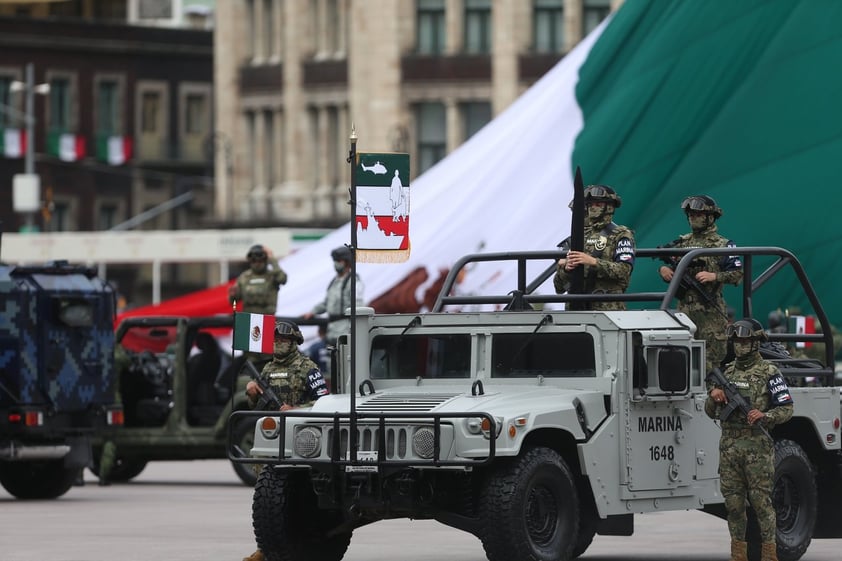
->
[554,185,636,310]
[658,195,743,374]
[705,318,793,561]
[228,244,288,315]
[242,319,329,561]
[302,246,365,345]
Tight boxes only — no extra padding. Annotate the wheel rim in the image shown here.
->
[526,482,560,547]
[773,473,801,532]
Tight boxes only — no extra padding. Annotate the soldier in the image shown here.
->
[658,195,743,374]
[228,244,288,315]
[554,185,635,310]
[242,319,329,561]
[705,318,793,561]
[302,246,365,344]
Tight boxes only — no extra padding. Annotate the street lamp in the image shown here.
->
[10,63,49,231]
[10,63,50,175]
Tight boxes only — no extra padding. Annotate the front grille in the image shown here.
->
[317,423,454,461]
[356,393,459,412]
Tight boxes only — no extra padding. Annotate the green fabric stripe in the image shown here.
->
[572,0,842,324]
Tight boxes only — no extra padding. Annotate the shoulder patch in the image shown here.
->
[767,372,793,406]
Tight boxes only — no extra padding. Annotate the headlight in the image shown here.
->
[293,426,322,458]
[412,427,436,459]
[259,417,280,439]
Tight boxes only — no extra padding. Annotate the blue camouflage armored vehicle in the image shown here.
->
[0,259,123,499]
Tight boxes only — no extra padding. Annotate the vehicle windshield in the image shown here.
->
[370,334,471,379]
[491,332,595,378]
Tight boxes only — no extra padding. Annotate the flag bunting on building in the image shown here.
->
[47,131,86,162]
[233,312,276,353]
[0,128,26,158]
[96,135,133,165]
[788,315,815,348]
[354,152,411,263]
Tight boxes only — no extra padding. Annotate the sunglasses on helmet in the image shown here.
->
[248,252,267,261]
[725,323,757,338]
[585,186,613,198]
[274,322,297,337]
[681,197,711,212]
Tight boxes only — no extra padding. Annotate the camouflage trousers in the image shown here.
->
[680,304,728,374]
[719,430,775,541]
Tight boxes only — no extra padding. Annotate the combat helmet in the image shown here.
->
[331,246,353,263]
[681,195,722,219]
[725,318,768,341]
[274,319,304,344]
[246,244,267,260]
[584,185,622,208]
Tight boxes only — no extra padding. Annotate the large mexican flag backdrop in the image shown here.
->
[146,0,842,342]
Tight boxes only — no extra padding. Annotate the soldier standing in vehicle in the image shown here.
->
[242,319,329,561]
[658,195,742,374]
[229,244,287,315]
[705,318,793,561]
[554,185,635,310]
[302,246,364,344]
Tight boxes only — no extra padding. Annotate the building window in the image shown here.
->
[49,77,70,132]
[247,0,257,60]
[52,201,70,232]
[534,0,564,53]
[185,93,207,135]
[464,0,492,54]
[416,102,446,173]
[97,203,119,230]
[583,0,611,36]
[264,109,275,188]
[0,76,12,128]
[97,80,119,135]
[417,0,445,55]
[263,0,274,59]
[246,111,257,188]
[461,101,491,141]
[141,91,160,134]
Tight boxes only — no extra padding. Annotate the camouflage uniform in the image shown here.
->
[248,350,328,410]
[554,222,635,311]
[310,271,365,344]
[705,336,793,556]
[663,226,742,372]
[229,257,287,315]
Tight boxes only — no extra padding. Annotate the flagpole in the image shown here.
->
[347,124,358,463]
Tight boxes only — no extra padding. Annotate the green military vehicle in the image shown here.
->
[91,315,260,486]
[233,246,842,561]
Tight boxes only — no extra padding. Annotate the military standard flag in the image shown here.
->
[355,152,410,263]
[233,312,275,353]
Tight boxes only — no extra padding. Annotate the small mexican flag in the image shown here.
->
[47,131,86,162]
[233,313,275,353]
[96,135,133,165]
[788,315,815,348]
[1,128,26,158]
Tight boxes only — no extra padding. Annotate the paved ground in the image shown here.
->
[1,459,840,561]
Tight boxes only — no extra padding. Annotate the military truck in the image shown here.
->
[91,314,281,486]
[0,260,123,499]
[232,246,842,561]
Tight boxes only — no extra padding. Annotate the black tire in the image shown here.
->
[571,493,599,558]
[479,447,579,561]
[0,460,77,499]
[253,466,351,561]
[746,439,817,561]
[90,454,148,482]
[230,417,257,487]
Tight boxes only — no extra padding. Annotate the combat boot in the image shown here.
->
[242,549,264,561]
[730,540,748,561]
[760,542,778,561]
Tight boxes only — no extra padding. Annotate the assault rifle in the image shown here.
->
[705,367,773,442]
[243,359,284,410]
[656,243,730,321]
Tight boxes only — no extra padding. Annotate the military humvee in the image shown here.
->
[91,315,260,485]
[233,246,842,561]
[0,260,122,499]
